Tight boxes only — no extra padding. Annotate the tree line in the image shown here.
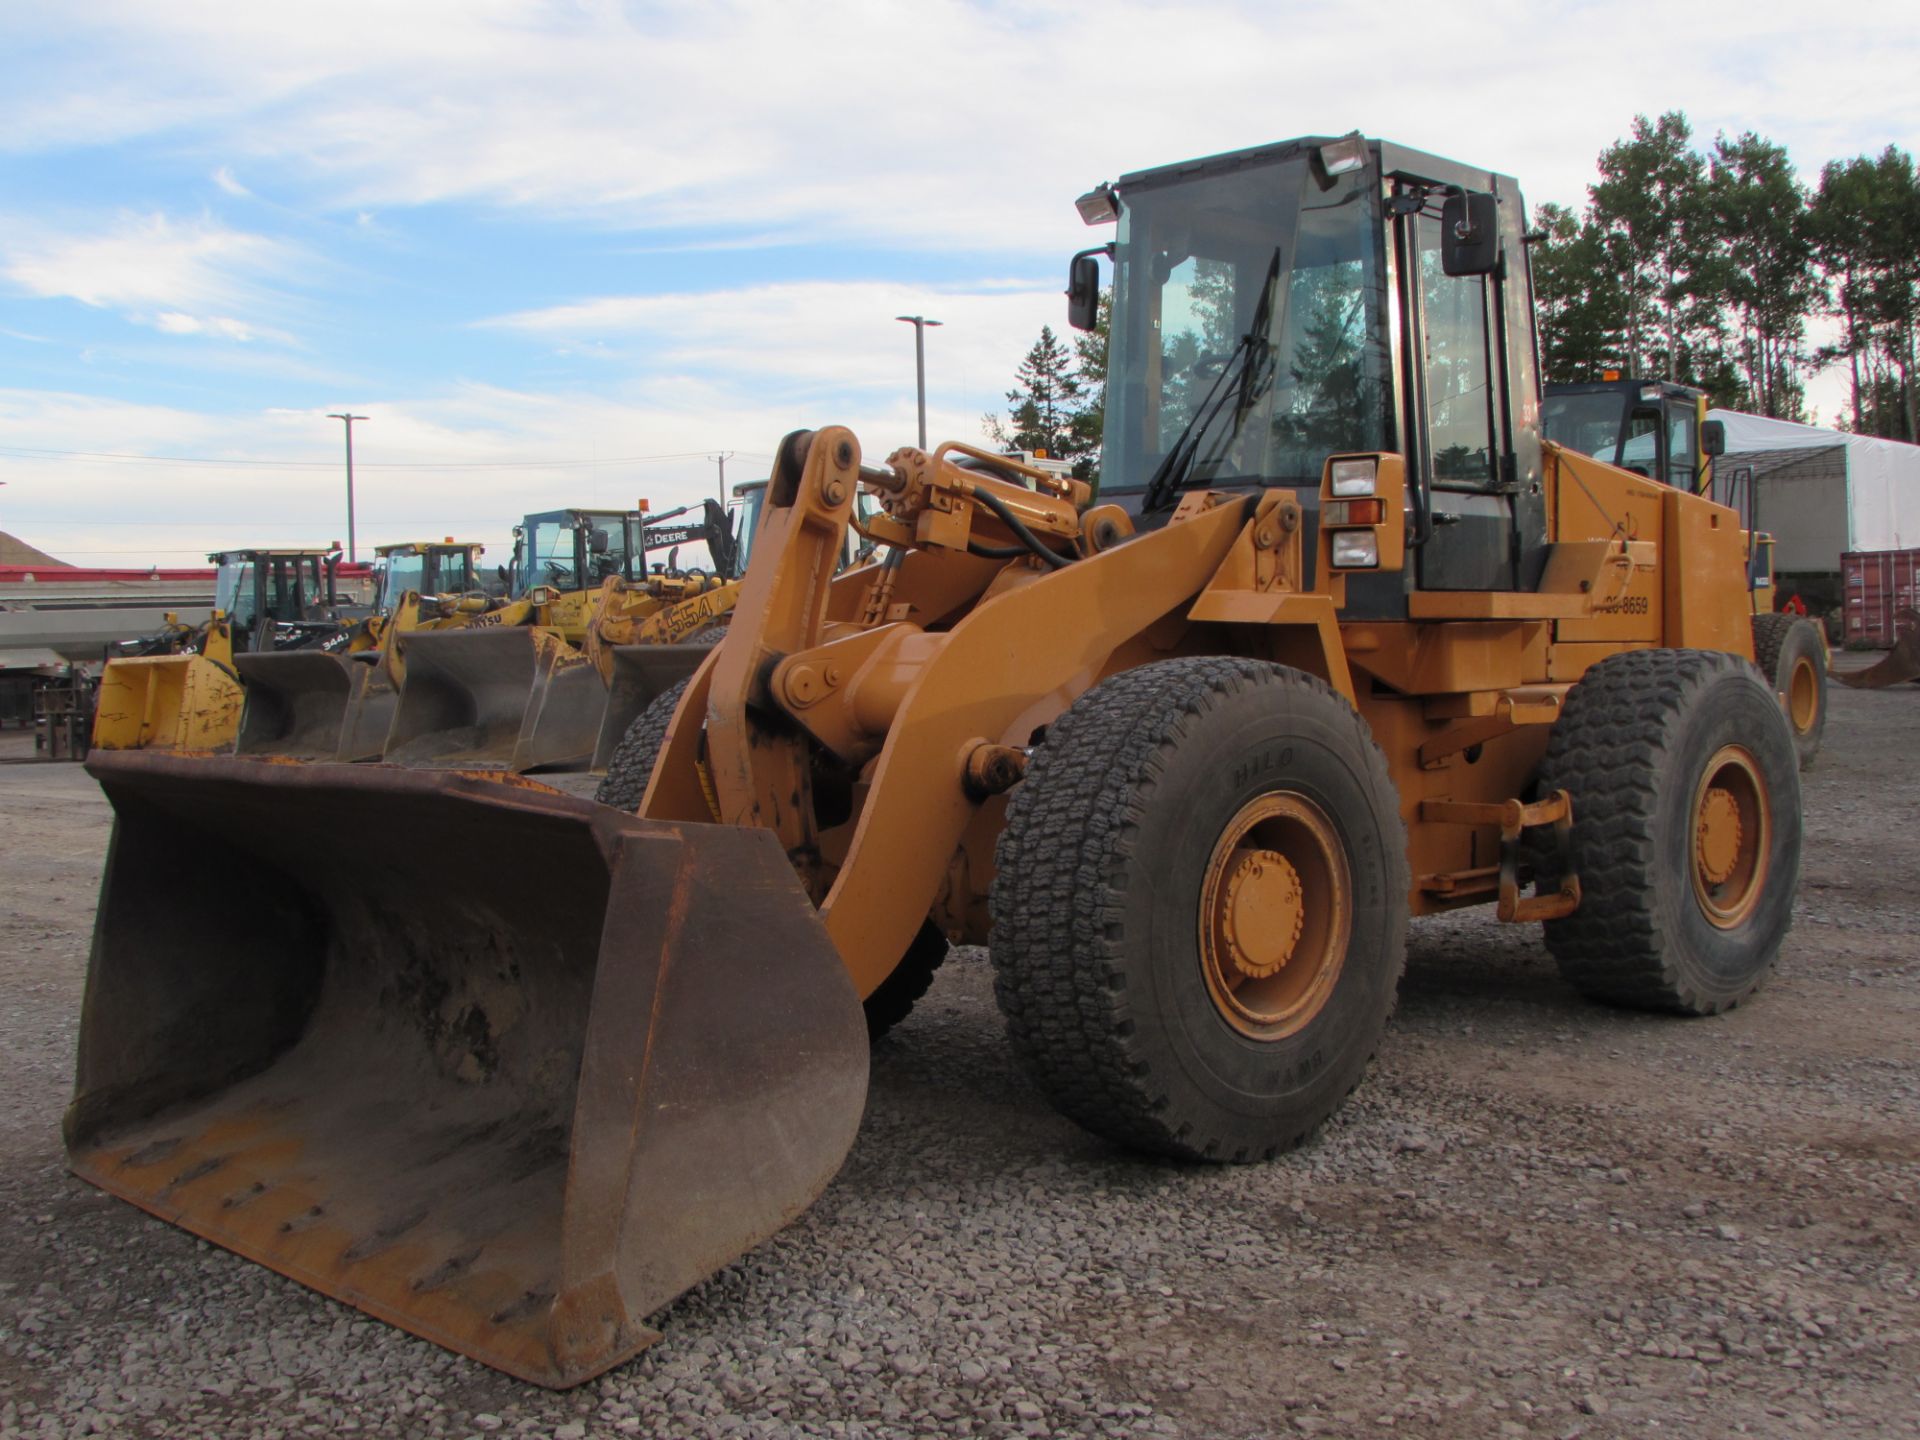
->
[1533,112,1919,438]
[986,115,1920,473]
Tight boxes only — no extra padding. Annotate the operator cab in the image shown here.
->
[373,541,483,611]
[1542,377,1724,492]
[1072,134,1551,605]
[209,548,344,652]
[510,509,645,596]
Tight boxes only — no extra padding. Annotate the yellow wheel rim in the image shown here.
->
[1689,745,1770,929]
[1199,792,1351,1040]
[1787,655,1819,735]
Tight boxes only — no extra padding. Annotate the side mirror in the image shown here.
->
[588,527,610,554]
[1701,419,1727,458]
[1066,251,1102,332]
[1441,191,1499,277]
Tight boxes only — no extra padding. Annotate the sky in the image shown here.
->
[3,1,1917,570]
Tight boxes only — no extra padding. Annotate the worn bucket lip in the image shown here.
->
[67,1142,643,1388]
[85,749,600,823]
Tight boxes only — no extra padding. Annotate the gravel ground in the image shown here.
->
[1,672,1916,1440]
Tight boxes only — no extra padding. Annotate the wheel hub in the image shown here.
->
[1695,789,1743,886]
[1217,848,1306,979]
[1197,792,1352,1041]
[1688,745,1771,929]
[1788,655,1819,733]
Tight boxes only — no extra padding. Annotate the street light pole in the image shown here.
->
[327,412,367,562]
[895,315,943,449]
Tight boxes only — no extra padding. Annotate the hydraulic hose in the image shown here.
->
[971,487,1076,570]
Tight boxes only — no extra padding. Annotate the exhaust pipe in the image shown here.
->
[68,751,867,1386]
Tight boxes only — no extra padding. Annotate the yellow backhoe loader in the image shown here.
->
[1543,375,1830,764]
[69,134,1804,1388]
[382,502,743,771]
[234,540,492,761]
[90,548,353,753]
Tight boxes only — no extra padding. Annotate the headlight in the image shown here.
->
[1331,531,1380,569]
[1329,457,1377,497]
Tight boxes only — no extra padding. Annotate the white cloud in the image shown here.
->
[211,165,249,197]
[0,212,300,343]
[0,375,982,570]
[483,279,1064,405]
[2,0,1913,251]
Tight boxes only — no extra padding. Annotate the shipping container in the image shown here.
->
[1842,548,1920,647]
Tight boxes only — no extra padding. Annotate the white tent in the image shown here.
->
[1710,411,1920,571]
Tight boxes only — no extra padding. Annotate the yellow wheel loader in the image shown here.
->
[70,134,1803,1387]
[382,503,744,772]
[90,548,353,754]
[1543,375,1830,765]
[234,540,493,761]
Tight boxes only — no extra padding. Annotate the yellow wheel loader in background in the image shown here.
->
[235,539,491,761]
[69,134,1804,1387]
[90,547,354,754]
[380,501,744,772]
[1543,375,1831,765]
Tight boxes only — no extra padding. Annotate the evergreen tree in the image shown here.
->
[984,325,1084,457]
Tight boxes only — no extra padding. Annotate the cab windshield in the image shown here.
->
[214,560,253,623]
[1102,154,1392,495]
[377,549,426,609]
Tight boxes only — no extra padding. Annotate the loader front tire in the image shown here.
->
[594,678,689,814]
[862,921,949,1042]
[1751,613,1827,768]
[1539,648,1800,1015]
[990,658,1408,1162]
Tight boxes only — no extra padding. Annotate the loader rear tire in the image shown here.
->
[989,658,1408,1162]
[594,678,689,814]
[1751,613,1826,768]
[1539,648,1800,1015]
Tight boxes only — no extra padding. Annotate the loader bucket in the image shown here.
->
[591,644,718,771]
[235,651,401,762]
[67,751,869,1387]
[384,628,605,772]
[1838,629,1920,689]
[91,654,243,753]
[235,651,359,759]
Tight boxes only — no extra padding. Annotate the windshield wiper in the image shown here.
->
[1141,249,1282,515]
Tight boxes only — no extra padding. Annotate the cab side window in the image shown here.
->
[1667,405,1698,490]
[1415,216,1496,486]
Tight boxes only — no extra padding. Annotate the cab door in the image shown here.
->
[1398,201,1516,591]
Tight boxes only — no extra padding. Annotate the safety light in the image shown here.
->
[1329,457,1378,497]
[1602,369,1621,382]
[1331,531,1380,569]
[1324,498,1385,528]
[1075,184,1120,226]
[1316,133,1368,178]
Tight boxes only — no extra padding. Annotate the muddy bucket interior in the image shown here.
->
[69,752,868,1386]
[384,628,575,769]
[234,651,361,759]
